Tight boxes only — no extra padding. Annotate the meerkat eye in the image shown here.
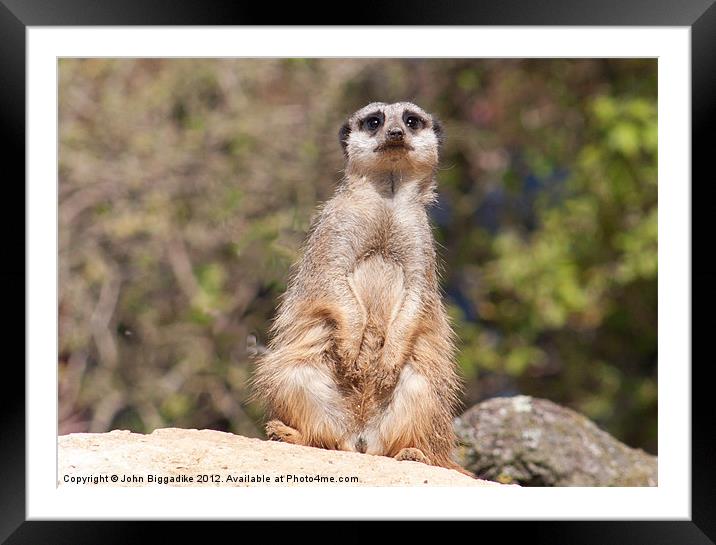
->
[364,116,382,131]
[405,115,424,130]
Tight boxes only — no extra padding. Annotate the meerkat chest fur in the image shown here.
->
[340,174,434,361]
[347,173,432,262]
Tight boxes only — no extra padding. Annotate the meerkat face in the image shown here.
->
[339,102,443,176]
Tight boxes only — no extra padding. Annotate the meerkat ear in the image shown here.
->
[338,122,351,155]
[432,117,445,147]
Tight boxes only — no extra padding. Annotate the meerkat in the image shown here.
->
[251,101,469,475]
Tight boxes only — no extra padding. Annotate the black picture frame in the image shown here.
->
[2,0,713,542]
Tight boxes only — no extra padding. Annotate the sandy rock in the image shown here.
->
[58,428,506,487]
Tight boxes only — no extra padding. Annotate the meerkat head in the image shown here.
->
[339,101,443,177]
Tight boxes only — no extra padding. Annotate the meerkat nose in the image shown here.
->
[386,127,404,141]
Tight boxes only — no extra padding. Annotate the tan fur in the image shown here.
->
[251,102,470,475]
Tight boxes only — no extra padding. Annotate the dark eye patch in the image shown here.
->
[432,117,444,146]
[338,122,351,155]
[361,111,384,131]
[403,111,425,130]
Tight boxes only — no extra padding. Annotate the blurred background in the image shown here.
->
[58,59,657,453]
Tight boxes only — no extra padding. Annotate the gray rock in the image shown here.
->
[453,396,657,486]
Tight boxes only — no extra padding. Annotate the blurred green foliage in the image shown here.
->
[58,59,657,452]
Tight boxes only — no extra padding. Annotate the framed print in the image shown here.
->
[2,0,714,542]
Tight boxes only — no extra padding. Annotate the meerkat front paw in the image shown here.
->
[394,447,431,465]
[337,343,361,371]
[265,419,304,445]
[374,362,402,393]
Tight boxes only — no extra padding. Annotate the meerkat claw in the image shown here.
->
[394,447,431,465]
[265,420,304,445]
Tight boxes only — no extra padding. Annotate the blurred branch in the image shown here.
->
[89,272,121,370]
[167,236,199,302]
